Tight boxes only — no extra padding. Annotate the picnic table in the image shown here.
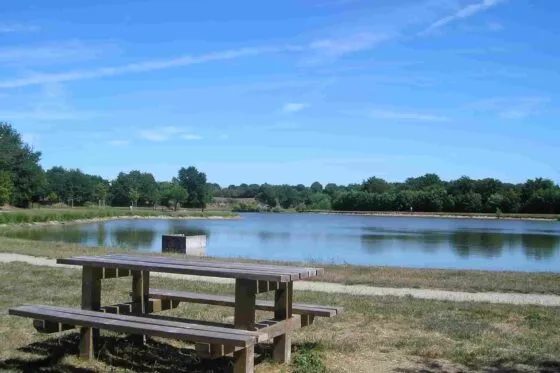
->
[10,254,342,373]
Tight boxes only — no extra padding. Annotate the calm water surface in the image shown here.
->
[6,213,560,272]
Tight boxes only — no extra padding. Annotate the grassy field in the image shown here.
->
[0,207,237,224]
[1,261,559,373]
[1,237,559,295]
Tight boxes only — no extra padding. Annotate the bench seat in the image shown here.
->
[149,288,343,324]
[9,304,261,372]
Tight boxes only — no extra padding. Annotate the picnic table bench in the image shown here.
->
[9,254,342,373]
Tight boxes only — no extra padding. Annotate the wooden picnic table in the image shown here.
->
[56,254,325,366]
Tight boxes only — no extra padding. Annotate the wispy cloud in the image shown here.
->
[369,109,449,121]
[182,134,202,140]
[107,140,130,146]
[0,41,118,66]
[468,97,548,119]
[422,0,507,34]
[0,23,39,33]
[138,126,201,142]
[282,102,309,113]
[306,33,388,63]
[0,33,386,89]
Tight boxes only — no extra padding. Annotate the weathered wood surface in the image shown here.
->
[273,282,293,363]
[80,266,101,360]
[57,254,323,282]
[10,305,261,347]
[149,288,342,317]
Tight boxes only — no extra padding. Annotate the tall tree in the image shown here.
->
[0,171,13,205]
[0,123,44,207]
[177,166,211,209]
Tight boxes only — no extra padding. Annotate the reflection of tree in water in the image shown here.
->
[451,231,560,260]
[360,230,447,253]
[96,223,106,247]
[521,234,560,260]
[258,231,291,243]
[112,228,156,249]
[167,222,209,238]
[450,231,505,258]
[5,227,89,244]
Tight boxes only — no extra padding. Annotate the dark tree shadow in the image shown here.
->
[394,359,560,373]
[0,333,232,373]
[0,332,320,373]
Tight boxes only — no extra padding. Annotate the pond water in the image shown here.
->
[5,213,560,272]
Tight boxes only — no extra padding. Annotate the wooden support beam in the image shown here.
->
[234,279,257,331]
[80,266,102,360]
[101,267,131,279]
[233,345,254,373]
[131,270,150,345]
[272,281,293,363]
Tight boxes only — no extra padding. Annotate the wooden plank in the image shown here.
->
[57,256,292,282]
[80,266,101,360]
[149,288,341,317]
[105,254,320,279]
[101,267,131,279]
[33,319,75,333]
[233,345,254,373]
[9,305,258,347]
[234,279,257,331]
[256,316,301,341]
[272,282,293,363]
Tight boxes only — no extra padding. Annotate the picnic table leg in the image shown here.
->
[80,266,102,360]
[273,281,293,363]
[131,270,150,344]
[233,279,257,373]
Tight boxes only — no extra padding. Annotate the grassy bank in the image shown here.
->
[0,207,237,225]
[302,209,560,221]
[1,261,559,372]
[1,237,558,295]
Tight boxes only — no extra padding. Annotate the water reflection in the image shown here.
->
[2,215,559,271]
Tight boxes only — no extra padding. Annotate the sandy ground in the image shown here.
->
[2,253,560,307]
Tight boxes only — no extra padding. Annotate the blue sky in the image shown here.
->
[1,0,559,186]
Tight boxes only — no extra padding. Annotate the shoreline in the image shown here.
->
[0,214,241,228]
[302,210,559,221]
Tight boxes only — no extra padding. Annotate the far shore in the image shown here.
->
[301,209,560,221]
[0,214,240,228]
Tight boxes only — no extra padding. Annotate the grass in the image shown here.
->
[0,236,559,295]
[0,207,237,224]
[1,261,560,372]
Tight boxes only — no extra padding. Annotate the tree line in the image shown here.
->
[0,123,211,209]
[2,122,559,214]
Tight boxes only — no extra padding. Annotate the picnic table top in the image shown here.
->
[57,254,323,282]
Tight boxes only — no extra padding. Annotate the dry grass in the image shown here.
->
[1,262,560,373]
[1,236,559,295]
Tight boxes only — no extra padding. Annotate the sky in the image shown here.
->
[1,0,559,186]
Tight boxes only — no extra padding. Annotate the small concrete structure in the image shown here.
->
[162,234,206,256]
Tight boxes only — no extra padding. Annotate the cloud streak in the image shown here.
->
[282,102,309,113]
[0,32,386,89]
[139,127,202,142]
[422,0,506,34]
[0,23,39,33]
[369,109,449,121]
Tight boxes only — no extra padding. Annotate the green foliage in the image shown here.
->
[0,122,44,207]
[177,166,211,209]
[291,343,327,373]
[0,171,13,205]
[231,203,261,212]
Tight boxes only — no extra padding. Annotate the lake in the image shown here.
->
[5,213,560,272]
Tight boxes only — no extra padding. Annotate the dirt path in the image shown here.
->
[2,253,559,307]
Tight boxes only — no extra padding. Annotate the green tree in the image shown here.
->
[0,170,13,205]
[0,123,44,207]
[361,176,390,194]
[177,166,211,209]
[129,188,140,207]
[94,182,109,207]
[310,181,323,194]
